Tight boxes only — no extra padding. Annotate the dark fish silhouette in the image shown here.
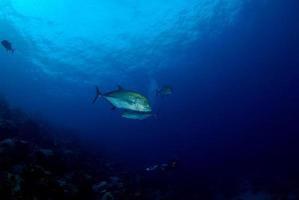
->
[156,85,173,97]
[1,40,14,53]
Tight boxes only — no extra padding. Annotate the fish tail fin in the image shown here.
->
[92,86,102,104]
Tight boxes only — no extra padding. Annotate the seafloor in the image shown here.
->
[0,97,298,200]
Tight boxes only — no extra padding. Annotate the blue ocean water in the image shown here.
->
[1,0,299,199]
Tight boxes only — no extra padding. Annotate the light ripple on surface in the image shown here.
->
[0,0,244,83]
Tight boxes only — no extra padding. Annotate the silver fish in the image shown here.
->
[93,86,152,112]
[121,110,154,120]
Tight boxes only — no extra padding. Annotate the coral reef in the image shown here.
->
[1,96,299,200]
[0,97,184,200]
[0,98,127,200]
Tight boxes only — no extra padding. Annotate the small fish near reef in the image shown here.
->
[93,86,152,112]
[156,85,173,97]
[121,110,155,120]
[1,40,14,53]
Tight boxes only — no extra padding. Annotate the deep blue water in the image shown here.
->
[1,0,299,198]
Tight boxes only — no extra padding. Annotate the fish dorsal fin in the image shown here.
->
[117,85,124,91]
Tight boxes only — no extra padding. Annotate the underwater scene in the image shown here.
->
[0,0,299,199]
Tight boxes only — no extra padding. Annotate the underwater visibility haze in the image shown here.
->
[0,0,299,199]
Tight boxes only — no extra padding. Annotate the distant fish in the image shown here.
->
[121,110,154,120]
[93,86,152,112]
[1,40,14,53]
[156,85,173,97]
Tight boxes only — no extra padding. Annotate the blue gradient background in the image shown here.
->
[1,0,299,193]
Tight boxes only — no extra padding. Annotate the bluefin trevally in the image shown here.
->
[93,86,152,112]
[121,110,154,120]
[156,85,173,97]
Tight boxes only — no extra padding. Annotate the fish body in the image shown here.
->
[121,110,153,120]
[93,86,152,112]
[1,40,14,53]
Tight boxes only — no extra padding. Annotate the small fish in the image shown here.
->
[156,85,173,97]
[1,40,14,53]
[121,110,154,120]
[93,86,152,112]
